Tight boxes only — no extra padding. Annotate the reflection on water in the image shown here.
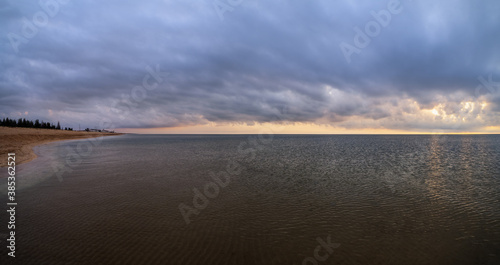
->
[1,135,500,264]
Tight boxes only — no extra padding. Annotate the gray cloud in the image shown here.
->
[1,0,499,131]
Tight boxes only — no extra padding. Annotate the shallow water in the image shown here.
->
[1,134,500,264]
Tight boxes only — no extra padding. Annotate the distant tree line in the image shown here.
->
[0,117,73,130]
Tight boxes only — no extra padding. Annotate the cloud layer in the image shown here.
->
[1,0,499,132]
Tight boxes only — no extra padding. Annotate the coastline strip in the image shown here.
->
[0,127,123,167]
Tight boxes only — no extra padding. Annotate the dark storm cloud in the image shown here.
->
[0,0,499,130]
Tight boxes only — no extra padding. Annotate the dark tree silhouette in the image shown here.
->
[0,117,73,130]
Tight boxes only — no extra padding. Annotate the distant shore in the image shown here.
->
[0,127,123,167]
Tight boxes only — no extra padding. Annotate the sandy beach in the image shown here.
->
[0,127,123,167]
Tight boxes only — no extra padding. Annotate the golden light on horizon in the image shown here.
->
[117,121,500,135]
[115,100,497,135]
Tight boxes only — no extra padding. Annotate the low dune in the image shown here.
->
[0,127,123,167]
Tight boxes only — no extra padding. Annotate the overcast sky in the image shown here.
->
[1,0,499,133]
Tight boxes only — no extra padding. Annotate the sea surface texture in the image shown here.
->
[1,134,500,264]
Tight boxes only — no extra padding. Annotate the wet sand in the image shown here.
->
[0,127,123,167]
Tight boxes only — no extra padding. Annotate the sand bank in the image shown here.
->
[0,127,123,167]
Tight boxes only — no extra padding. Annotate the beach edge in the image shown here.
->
[0,127,124,167]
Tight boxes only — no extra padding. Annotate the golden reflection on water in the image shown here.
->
[426,135,446,198]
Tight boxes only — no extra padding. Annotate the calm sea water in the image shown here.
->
[1,134,500,264]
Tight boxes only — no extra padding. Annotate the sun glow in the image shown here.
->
[117,100,496,134]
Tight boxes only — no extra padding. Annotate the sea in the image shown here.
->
[1,134,500,264]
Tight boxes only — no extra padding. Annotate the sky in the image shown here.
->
[1,0,500,134]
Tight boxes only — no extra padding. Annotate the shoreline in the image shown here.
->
[0,127,123,167]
